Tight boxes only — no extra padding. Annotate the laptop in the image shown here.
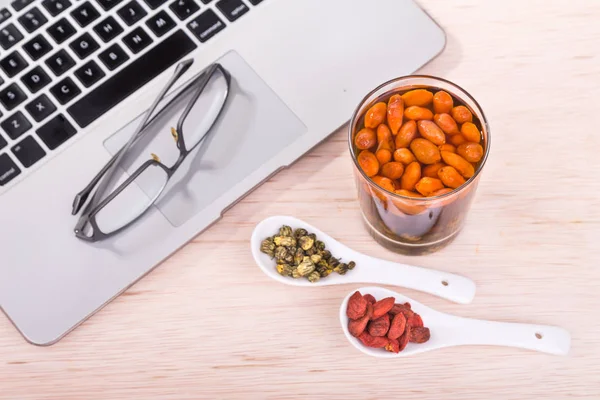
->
[0,0,445,345]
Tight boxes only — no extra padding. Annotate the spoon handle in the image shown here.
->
[346,253,476,304]
[441,316,571,355]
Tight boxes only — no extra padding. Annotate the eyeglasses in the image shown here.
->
[72,60,231,242]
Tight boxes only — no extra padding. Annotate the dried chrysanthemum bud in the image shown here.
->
[316,263,328,277]
[297,257,316,276]
[274,246,288,261]
[279,225,293,237]
[264,225,357,280]
[307,271,321,283]
[274,236,296,247]
[316,259,332,277]
[260,238,275,258]
[334,263,349,275]
[294,247,304,265]
[298,236,315,251]
[328,257,340,269]
[276,263,294,277]
[319,268,332,278]
[293,228,308,239]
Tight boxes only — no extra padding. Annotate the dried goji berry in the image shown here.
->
[368,314,390,337]
[407,313,424,328]
[358,331,389,348]
[346,291,367,320]
[372,297,395,319]
[363,294,376,304]
[389,303,414,319]
[398,325,411,352]
[348,303,372,337]
[387,313,407,340]
[385,338,400,353]
[409,327,431,343]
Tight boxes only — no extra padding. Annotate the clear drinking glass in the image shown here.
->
[348,76,491,255]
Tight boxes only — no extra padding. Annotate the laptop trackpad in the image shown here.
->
[103,50,307,227]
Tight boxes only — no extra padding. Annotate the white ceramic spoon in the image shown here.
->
[250,215,476,304]
[340,286,571,357]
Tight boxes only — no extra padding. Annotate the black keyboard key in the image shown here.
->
[0,135,6,151]
[71,1,100,27]
[12,136,46,168]
[25,94,57,122]
[36,114,76,150]
[248,0,262,4]
[47,18,76,43]
[98,43,129,70]
[45,49,75,76]
[17,7,48,33]
[122,26,152,53]
[1,111,32,139]
[169,0,199,20]
[0,8,12,25]
[200,0,212,3]
[146,10,175,37]
[21,66,52,93]
[143,0,167,9]
[74,60,105,87]
[11,0,35,12]
[95,0,123,10]
[117,1,147,26]
[0,83,27,111]
[93,16,123,42]
[23,34,52,60]
[0,153,21,186]
[69,32,99,59]
[187,9,225,42]
[68,30,197,128]
[216,0,248,22]
[42,0,72,16]
[0,51,28,78]
[50,77,81,105]
[0,24,24,50]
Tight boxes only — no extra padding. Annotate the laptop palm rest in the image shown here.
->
[103,50,307,227]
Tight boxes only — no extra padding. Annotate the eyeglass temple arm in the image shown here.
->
[71,59,195,216]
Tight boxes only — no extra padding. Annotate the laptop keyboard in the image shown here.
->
[0,0,264,188]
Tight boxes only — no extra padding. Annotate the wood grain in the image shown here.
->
[2,1,600,398]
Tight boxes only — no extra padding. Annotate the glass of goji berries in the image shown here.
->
[348,76,491,255]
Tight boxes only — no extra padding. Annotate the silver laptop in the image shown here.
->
[0,0,445,345]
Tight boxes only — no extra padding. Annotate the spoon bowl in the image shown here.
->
[340,286,571,358]
[251,215,476,304]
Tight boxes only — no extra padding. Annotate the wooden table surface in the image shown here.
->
[2,1,600,399]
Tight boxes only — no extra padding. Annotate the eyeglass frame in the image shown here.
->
[73,61,231,242]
